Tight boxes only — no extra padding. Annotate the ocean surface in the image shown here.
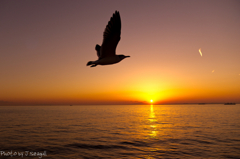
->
[0,104,240,159]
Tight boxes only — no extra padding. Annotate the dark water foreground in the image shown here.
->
[0,105,240,158]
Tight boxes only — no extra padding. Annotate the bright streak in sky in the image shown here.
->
[199,48,202,57]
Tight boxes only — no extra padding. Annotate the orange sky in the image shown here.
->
[0,0,240,105]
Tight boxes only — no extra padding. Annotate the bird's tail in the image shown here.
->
[87,61,93,66]
[87,61,97,67]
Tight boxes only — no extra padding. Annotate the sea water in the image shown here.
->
[0,105,239,158]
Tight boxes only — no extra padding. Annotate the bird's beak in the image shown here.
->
[125,56,130,58]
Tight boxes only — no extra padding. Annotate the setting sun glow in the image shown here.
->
[0,1,240,106]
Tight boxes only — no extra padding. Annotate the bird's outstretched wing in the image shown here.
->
[100,11,121,58]
[95,44,101,58]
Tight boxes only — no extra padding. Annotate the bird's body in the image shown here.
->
[88,56,123,66]
[87,11,130,67]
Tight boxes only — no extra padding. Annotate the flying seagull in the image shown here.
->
[87,11,130,67]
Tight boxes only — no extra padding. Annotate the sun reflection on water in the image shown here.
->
[149,105,157,138]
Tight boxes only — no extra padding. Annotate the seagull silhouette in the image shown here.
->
[87,11,130,67]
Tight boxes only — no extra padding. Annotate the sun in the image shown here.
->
[150,99,153,103]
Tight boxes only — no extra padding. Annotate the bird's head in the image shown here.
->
[118,55,130,60]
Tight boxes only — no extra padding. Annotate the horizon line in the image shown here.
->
[0,102,238,106]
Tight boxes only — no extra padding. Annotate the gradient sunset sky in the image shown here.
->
[1,0,240,105]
